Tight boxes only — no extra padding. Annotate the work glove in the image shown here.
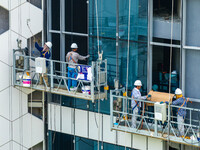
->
[160,101,164,104]
[165,101,169,105]
[147,94,151,98]
[86,55,90,58]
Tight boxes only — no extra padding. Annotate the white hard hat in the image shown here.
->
[134,80,142,86]
[45,41,52,49]
[71,43,78,49]
[175,88,182,95]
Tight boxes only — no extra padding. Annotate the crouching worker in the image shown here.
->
[35,41,52,86]
[131,80,149,128]
[171,88,189,137]
[66,43,89,91]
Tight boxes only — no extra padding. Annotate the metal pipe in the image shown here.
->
[116,0,119,81]
[42,91,45,150]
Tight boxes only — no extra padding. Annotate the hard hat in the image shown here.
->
[71,43,78,49]
[175,88,182,95]
[134,80,142,86]
[45,41,52,49]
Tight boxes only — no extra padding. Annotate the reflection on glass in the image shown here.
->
[152,46,180,93]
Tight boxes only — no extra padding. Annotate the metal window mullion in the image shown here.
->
[147,0,153,92]
[150,42,181,48]
[182,0,186,95]
[60,0,65,74]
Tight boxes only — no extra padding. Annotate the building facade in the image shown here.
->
[47,0,200,150]
[1,0,200,150]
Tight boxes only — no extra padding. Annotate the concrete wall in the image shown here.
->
[48,103,164,150]
[0,1,44,149]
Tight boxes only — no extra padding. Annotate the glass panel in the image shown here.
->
[89,0,116,38]
[118,41,147,91]
[65,35,88,65]
[153,0,181,43]
[185,49,200,99]
[62,0,148,115]
[119,0,148,42]
[49,132,132,150]
[52,33,60,61]
[49,131,74,150]
[65,0,87,33]
[152,45,180,93]
[186,0,200,47]
[52,0,60,30]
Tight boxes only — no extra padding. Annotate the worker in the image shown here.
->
[66,43,89,91]
[171,88,189,136]
[35,41,52,86]
[131,80,149,128]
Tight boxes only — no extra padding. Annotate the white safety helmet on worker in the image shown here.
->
[45,41,52,49]
[71,43,78,49]
[134,80,142,86]
[175,88,182,95]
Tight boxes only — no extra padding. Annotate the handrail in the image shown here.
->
[13,50,108,102]
[110,88,200,146]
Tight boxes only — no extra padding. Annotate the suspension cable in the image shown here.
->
[167,0,174,149]
[95,0,102,149]
[27,1,34,150]
[124,0,131,149]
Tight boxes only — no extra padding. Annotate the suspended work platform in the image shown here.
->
[110,88,200,147]
[13,49,108,102]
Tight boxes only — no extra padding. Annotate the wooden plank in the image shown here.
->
[146,90,174,106]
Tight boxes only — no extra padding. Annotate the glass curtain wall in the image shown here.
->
[61,0,148,114]
[49,0,148,118]
[48,131,133,150]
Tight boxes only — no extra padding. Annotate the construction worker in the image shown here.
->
[131,80,148,128]
[171,88,189,136]
[66,43,89,91]
[35,41,52,86]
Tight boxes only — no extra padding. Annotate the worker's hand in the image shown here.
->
[147,94,151,98]
[86,55,90,58]
[165,101,169,105]
[160,101,164,104]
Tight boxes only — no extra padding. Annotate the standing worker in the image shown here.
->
[131,80,148,128]
[66,43,89,91]
[35,41,52,86]
[171,88,189,136]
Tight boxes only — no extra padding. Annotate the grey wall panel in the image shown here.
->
[186,0,200,47]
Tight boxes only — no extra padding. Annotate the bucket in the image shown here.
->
[23,72,31,87]
[82,86,91,95]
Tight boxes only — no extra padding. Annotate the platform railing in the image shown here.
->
[13,49,107,102]
[110,88,200,146]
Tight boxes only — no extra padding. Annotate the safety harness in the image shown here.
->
[42,50,49,58]
[68,52,77,63]
[177,97,189,115]
[131,91,140,113]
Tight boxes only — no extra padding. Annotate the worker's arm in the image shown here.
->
[78,54,89,60]
[35,42,43,52]
[66,53,70,62]
[141,96,147,100]
[172,98,183,105]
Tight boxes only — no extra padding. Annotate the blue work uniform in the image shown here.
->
[172,97,187,118]
[172,97,187,136]
[35,42,51,66]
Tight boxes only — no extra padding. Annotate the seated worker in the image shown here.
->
[131,80,149,128]
[66,43,89,91]
[35,41,52,86]
[171,88,189,137]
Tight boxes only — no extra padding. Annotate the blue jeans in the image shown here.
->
[68,67,77,90]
